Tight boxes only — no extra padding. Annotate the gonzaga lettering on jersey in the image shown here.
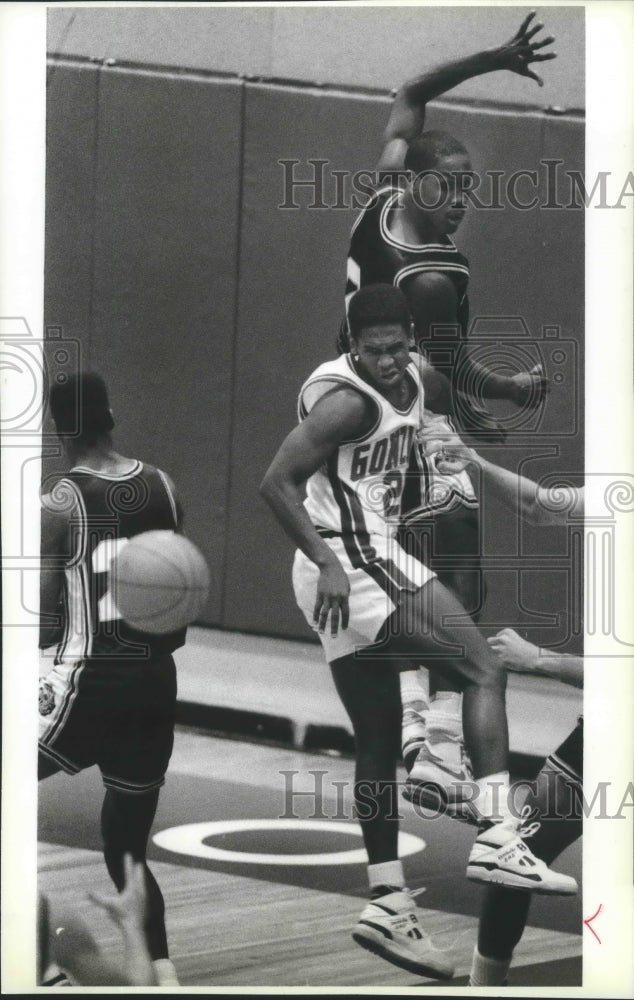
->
[51,462,186,663]
[298,354,422,541]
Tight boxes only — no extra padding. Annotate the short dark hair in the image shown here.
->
[347,284,411,341]
[405,130,469,175]
[49,372,115,442]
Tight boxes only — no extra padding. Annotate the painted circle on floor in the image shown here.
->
[153,819,425,866]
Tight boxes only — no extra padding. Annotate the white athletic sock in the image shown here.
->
[469,946,511,986]
[367,859,405,895]
[400,669,430,770]
[472,771,514,824]
[400,668,430,703]
[426,692,463,765]
[415,667,430,703]
[430,690,461,713]
[153,958,180,986]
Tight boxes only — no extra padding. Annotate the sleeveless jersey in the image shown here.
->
[342,181,477,518]
[298,354,423,540]
[50,461,186,663]
[344,182,470,343]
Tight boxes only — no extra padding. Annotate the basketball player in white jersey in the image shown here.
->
[340,11,557,817]
[261,285,576,981]
[39,373,182,987]
[414,425,584,987]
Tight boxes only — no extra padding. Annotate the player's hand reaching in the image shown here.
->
[509,363,550,408]
[314,560,350,637]
[88,854,148,930]
[418,424,477,475]
[487,628,542,673]
[492,11,557,87]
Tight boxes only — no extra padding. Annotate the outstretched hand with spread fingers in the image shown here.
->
[493,11,557,87]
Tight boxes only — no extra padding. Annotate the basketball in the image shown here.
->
[111,531,210,634]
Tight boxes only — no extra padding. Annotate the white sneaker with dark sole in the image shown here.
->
[352,889,455,980]
[402,742,478,825]
[466,822,579,895]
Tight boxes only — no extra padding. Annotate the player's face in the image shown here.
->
[412,153,472,237]
[351,324,412,390]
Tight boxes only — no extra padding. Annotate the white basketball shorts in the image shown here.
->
[292,531,434,662]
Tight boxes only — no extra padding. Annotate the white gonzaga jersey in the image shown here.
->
[298,354,424,540]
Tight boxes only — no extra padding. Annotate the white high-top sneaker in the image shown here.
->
[352,889,455,980]
[467,819,578,895]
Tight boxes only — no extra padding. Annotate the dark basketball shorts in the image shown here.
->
[38,654,176,794]
[398,506,482,561]
[398,507,485,618]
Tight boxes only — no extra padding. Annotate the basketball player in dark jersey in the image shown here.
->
[340,12,556,808]
[39,373,183,987]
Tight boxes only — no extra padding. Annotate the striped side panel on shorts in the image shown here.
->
[326,454,421,603]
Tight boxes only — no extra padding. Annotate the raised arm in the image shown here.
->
[260,386,373,636]
[379,12,556,171]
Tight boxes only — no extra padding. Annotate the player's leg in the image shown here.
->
[98,653,178,985]
[38,672,97,986]
[100,788,170,961]
[381,579,578,894]
[383,578,507,779]
[470,722,583,985]
[330,650,455,979]
[330,651,402,866]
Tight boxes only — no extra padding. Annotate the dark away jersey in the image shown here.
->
[52,461,186,662]
[344,182,470,348]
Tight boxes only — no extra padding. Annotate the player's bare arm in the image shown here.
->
[473,456,583,526]
[413,352,505,443]
[39,495,71,649]
[488,629,584,688]
[260,386,375,636]
[417,424,584,527]
[379,12,556,172]
[406,272,549,408]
